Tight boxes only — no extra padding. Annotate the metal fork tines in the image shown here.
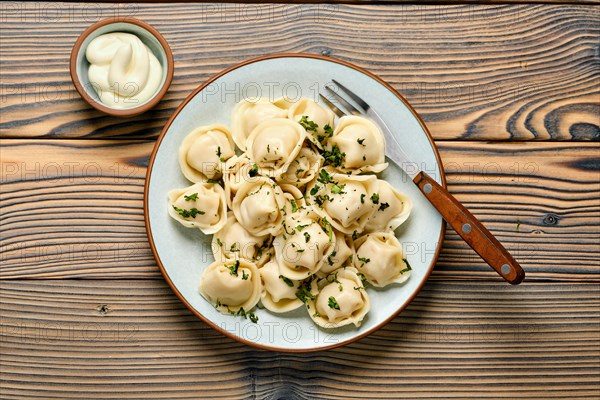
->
[319,79,371,118]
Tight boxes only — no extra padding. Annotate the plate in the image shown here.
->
[144,54,445,352]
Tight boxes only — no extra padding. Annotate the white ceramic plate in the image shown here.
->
[145,54,445,352]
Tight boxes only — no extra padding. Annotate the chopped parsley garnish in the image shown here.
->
[327,296,340,310]
[232,307,258,323]
[326,273,339,284]
[296,249,305,253]
[357,256,371,265]
[299,116,318,133]
[379,202,390,211]
[327,250,337,266]
[184,193,198,201]
[357,138,365,145]
[216,146,222,158]
[320,217,334,242]
[207,177,224,185]
[360,193,365,204]
[227,260,240,276]
[314,194,332,207]
[267,144,271,153]
[283,221,296,236]
[296,279,315,303]
[317,124,334,144]
[322,145,345,168]
[279,275,294,287]
[290,199,299,213]
[310,184,320,196]
[317,168,334,185]
[351,230,359,240]
[331,184,345,194]
[400,258,413,274]
[230,243,239,252]
[371,193,380,204]
[216,238,223,247]
[242,271,249,280]
[357,272,368,286]
[172,205,205,219]
[304,232,311,243]
[248,163,259,177]
[296,223,309,231]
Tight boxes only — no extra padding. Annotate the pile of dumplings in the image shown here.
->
[168,97,413,329]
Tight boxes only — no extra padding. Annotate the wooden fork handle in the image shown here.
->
[414,171,525,285]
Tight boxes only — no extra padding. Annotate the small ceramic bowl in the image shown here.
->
[70,17,174,117]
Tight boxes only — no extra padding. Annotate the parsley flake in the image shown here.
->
[327,296,340,310]
[227,260,240,276]
[207,177,224,185]
[296,279,316,303]
[371,193,380,204]
[299,116,319,133]
[357,272,368,286]
[322,145,345,168]
[400,258,413,274]
[320,217,334,242]
[296,223,309,231]
[184,193,198,201]
[172,205,205,219]
[249,163,259,177]
[317,169,334,185]
[279,275,294,287]
[331,184,345,194]
[314,194,332,207]
[379,202,390,211]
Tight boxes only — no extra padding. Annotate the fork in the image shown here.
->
[319,80,525,285]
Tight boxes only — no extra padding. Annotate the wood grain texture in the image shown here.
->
[1,139,598,280]
[1,3,598,140]
[53,0,600,4]
[1,279,599,399]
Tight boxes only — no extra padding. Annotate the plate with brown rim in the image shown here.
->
[144,54,445,352]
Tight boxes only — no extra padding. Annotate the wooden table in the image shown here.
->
[1,2,599,398]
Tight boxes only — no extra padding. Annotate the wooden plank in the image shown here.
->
[0,4,598,140]
[0,279,598,399]
[1,139,598,280]
[46,0,600,4]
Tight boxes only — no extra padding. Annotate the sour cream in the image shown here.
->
[85,32,162,109]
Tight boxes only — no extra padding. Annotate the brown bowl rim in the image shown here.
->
[144,53,447,353]
[69,17,174,117]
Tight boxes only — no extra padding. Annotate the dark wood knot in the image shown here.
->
[542,214,559,226]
